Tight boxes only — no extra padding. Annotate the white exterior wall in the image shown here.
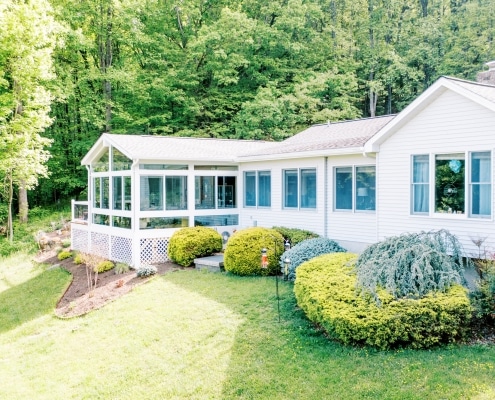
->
[326,154,378,253]
[377,89,495,256]
[239,157,326,235]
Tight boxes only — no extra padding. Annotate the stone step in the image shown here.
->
[194,254,224,272]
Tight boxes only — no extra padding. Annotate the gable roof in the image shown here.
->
[237,115,395,161]
[82,133,279,165]
[364,76,495,152]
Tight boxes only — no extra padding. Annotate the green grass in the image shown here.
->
[0,257,494,399]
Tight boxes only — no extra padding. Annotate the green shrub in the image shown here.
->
[73,253,84,264]
[224,227,284,276]
[94,260,114,273]
[137,264,157,277]
[57,250,72,260]
[168,227,222,267]
[115,262,131,274]
[470,263,495,323]
[272,226,319,247]
[281,237,346,281]
[294,253,472,349]
[61,239,71,248]
[355,230,467,303]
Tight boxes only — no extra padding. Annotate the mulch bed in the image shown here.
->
[35,249,185,318]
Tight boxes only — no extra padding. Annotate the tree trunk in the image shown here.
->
[18,181,28,223]
[7,172,13,243]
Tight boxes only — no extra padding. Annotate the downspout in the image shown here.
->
[324,156,328,238]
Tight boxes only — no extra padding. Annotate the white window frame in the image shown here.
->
[282,168,317,210]
[334,165,376,212]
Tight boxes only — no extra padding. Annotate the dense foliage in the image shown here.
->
[223,227,284,276]
[168,227,222,267]
[272,226,320,247]
[280,237,346,282]
[470,262,495,324]
[0,0,493,211]
[355,230,466,303]
[294,253,472,349]
[95,260,114,273]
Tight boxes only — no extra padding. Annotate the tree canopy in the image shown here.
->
[1,0,495,209]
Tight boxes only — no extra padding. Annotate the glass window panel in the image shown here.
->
[140,176,163,211]
[140,217,189,229]
[300,169,316,208]
[124,177,132,210]
[102,177,110,209]
[112,148,132,171]
[284,170,298,208]
[435,154,465,213]
[356,166,375,211]
[112,216,131,229]
[93,214,109,226]
[335,167,352,210]
[194,215,239,226]
[218,176,236,209]
[412,155,429,213]
[194,165,238,171]
[93,149,109,172]
[195,176,215,209]
[93,177,101,208]
[258,171,271,207]
[113,177,122,210]
[140,164,188,170]
[471,152,491,217]
[244,172,256,207]
[166,176,187,210]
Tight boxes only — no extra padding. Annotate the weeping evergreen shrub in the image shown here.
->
[280,237,346,281]
[272,226,319,247]
[168,227,222,267]
[294,253,471,349]
[224,227,284,276]
[355,230,467,304]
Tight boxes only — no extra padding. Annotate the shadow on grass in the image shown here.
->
[163,270,495,400]
[0,267,72,334]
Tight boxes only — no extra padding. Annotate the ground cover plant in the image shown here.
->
[1,253,494,399]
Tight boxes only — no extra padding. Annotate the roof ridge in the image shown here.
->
[443,75,495,89]
[309,114,396,128]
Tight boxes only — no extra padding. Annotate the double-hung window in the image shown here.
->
[283,168,316,209]
[411,151,491,217]
[334,166,376,211]
[244,171,271,207]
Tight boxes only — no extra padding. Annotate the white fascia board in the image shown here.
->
[235,147,366,162]
[81,133,108,165]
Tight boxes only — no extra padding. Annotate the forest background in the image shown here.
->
[1,0,495,228]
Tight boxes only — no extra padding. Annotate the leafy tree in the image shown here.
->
[0,0,58,238]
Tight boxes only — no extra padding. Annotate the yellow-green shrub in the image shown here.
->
[168,227,222,267]
[294,253,472,349]
[224,227,284,276]
[73,253,84,265]
[94,260,114,273]
[57,250,72,260]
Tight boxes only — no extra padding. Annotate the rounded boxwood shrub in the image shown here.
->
[57,250,72,261]
[224,227,284,276]
[272,226,319,247]
[280,237,346,282]
[168,227,222,267]
[95,260,114,273]
[294,253,472,349]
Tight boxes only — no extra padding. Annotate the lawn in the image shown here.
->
[0,255,494,399]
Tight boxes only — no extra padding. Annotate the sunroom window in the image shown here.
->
[93,177,109,209]
[412,155,429,214]
[470,152,491,217]
[140,176,163,211]
[166,176,187,210]
[112,148,132,171]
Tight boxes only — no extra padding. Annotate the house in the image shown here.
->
[72,66,495,267]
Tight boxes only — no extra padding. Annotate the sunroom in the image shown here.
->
[71,134,276,267]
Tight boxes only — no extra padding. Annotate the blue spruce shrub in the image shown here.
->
[280,237,346,281]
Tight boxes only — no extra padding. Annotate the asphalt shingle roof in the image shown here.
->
[445,76,495,104]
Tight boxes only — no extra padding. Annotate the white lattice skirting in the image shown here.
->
[71,225,170,266]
